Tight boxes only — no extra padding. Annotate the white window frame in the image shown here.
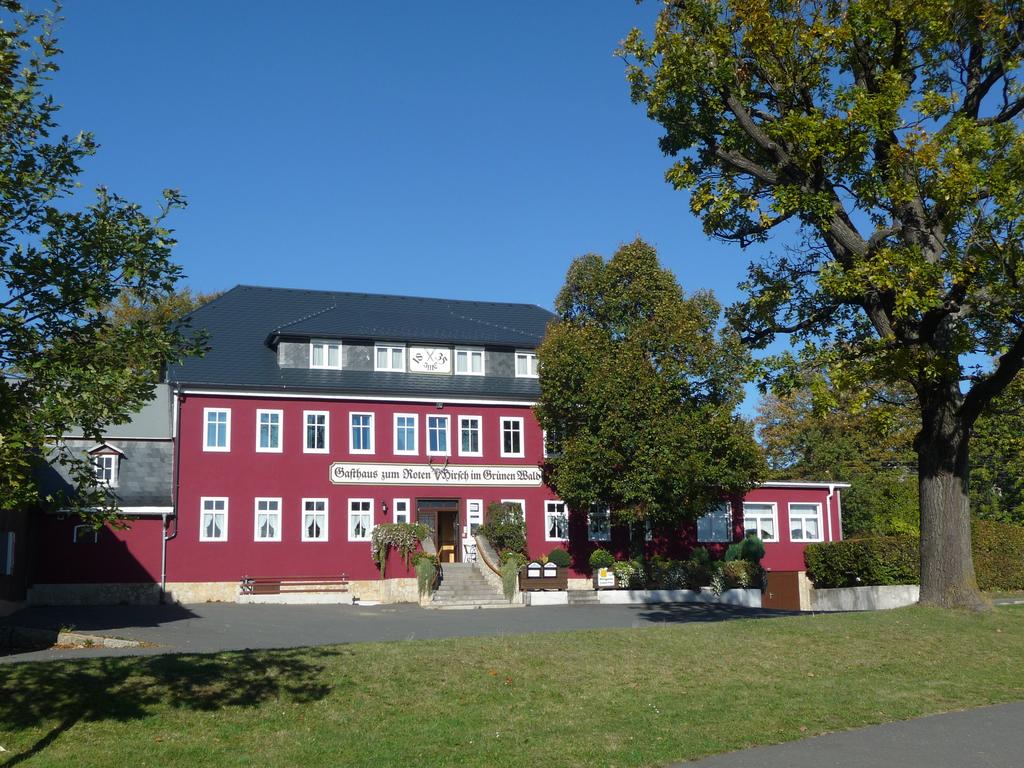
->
[426,414,451,456]
[255,409,283,453]
[393,413,419,456]
[544,500,569,542]
[500,417,525,458]
[310,340,343,370]
[458,415,483,457]
[304,410,330,453]
[788,502,825,543]
[254,497,282,542]
[697,502,732,543]
[301,498,329,542]
[92,453,119,488]
[466,499,484,537]
[454,348,485,376]
[199,497,229,542]
[374,343,406,372]
[501,499,526,523]
[515,350,538,378]
[203,408,231,452]
[588,506,611,541]
[742,502,779,543]
[348,498,374,542]
[393,498,411,524]
[350,412,375,454]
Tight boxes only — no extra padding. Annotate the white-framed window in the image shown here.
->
[697,503,732,543]
[92,454,119,487]
[544,500,569,542]
[789,502,824,542]
[515,351,538,378]
[254,498,282,542]
[374,343,405,372]
[203,408,231,452]
[310,340,343,369]
[0,532,13,575]
[393,498,411,524]
[72,524,98,544]
[427,414,450,456]
[588,506,611,541]
[454,348,485,375]
[500,417,524,457]
[256,409,283,453]
[466,499,484,537]
[350,412,374,453]
[458,415,482,457]
[394,413,418,455]
[501,499,526,523]
[348,499,374,541]
[199,497,228,542]
[304,410,329,453]
[302,498,328,542]
[743,502,778,543]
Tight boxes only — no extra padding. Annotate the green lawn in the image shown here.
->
[2,606,1023,768]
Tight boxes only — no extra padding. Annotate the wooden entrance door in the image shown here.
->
[763,571,802,611]
[418,499,460,563]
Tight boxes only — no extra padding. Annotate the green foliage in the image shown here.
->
[500,558,520,603]
[739,534,765,565]
[415,558,437,598]
[0,2,203,518]
[806,522,1024,590]
[623,0,1024,606]
[588,548,616,569]
[612,559,645,589]
[478,502,526,556]
[720,560,754,590]
[723,542,743,562]
[689,547,711,566]
[804,537,922,588]
[370,523,429,578]
[546,548,571,568]
[535,239,765,531]
[972,520,1024,592]
[500,550,528,568]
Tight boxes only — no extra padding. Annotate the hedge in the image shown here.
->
[804,519,1024,591]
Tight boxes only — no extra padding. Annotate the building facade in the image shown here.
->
[26,286,846,605]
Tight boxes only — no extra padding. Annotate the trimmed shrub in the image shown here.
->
[612,559,645,588]
[739,534,765,564]
[973,519,1024,591]
[479,502,526,556]
[805,521,1024,591]
[804,536,919,588]
[724,541,744,562]
[547,548,571,568]
[589,548,615,569]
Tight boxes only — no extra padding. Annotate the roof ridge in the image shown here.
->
[234,283,552,313]
[445,308,547,340]
[272,302,338,333]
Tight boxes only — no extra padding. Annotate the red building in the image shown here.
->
[26,286,847,605]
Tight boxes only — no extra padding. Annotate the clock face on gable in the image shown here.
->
[408,347,452,374]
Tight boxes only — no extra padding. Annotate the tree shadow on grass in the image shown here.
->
[0,646,346,766]
[633,603,801,623]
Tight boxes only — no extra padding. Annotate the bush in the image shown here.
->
[479,502,526,556]
[683,556,713,591]
[721,559,754,589]
[589,548,615,569]
[724,541,744,562]
[804,536,919,588]
[612,559,645,589]
[500,550,528,568]
[739,534,765,564]
[415,558,437,597]
[689,546,712,566]
[972,519,1024,591]
[547,548,571,568]
[500,558,520,602]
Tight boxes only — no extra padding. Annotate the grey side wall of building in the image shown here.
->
[65,384,173,440]
[38,439,174,508]
[279,340,520,379]
[487,350,515,378]
[343,343,373,371]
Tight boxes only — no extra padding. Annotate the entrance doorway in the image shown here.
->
[417,498,460,563]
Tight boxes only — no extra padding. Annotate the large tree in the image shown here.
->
[535,239,764,549]
[623,0,1024,607]
[1,1,200,517]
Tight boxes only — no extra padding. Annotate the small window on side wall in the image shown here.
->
[91,453,119,487]
[73,524,98,544]
[697,503,732,543]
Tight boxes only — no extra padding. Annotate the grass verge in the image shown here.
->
[1,606,1023,767]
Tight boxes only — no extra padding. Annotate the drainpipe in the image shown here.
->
[825,483,836,541]
[161,385,184,603]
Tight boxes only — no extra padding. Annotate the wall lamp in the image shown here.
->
[381,501,389,515]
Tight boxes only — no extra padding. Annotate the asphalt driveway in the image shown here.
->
[0,601,791,663]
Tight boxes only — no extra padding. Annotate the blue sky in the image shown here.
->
[51,1,775,310]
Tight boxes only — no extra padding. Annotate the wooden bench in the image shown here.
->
[240,574,349,595]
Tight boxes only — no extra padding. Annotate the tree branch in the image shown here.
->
[962,329,1024,426]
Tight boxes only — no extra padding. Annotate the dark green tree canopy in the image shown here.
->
[1,1,201,516]
[535,239,764,530]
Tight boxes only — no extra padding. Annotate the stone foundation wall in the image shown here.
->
[28,583,162,606]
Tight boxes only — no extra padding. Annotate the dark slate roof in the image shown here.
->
[166,285,554,399]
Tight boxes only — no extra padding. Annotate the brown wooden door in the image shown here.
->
[437,510,460,563]
[763,571,801,611]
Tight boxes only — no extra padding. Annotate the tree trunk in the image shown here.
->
[916,387,986,609]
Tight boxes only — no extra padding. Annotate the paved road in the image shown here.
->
[674,701,1024,767]
[0,601,790,663]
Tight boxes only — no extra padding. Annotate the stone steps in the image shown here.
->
[567,591,601,605]
[428,562,514,609]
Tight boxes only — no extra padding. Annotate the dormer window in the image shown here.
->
[515,351,538,378]
[455,348,485,375]
[375,343,405,372]
[310,340,343,369]
[87,444,123,488]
